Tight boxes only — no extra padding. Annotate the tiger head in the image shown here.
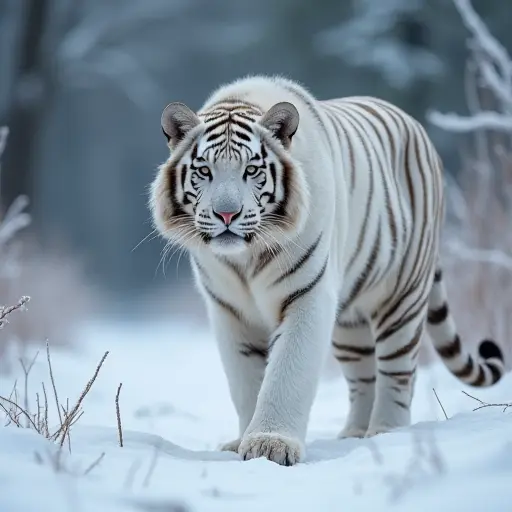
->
[150,100,309,256]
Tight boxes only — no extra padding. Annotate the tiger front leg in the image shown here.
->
[238,274,337,466]
[209,306,267,453]
[366,311,426,437]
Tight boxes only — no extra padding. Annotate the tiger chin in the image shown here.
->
[149,75,506,466]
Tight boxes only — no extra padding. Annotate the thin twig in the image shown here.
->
[46,341,63,428]
[57,351,109,447]
[19,351,39,428]
[0,402,20,427]
[462,390,512,412]
[433,388,449,420]
[0,296,30,328]
[41,383,49,437]
[116,383,124,448]
[36,392,41,430]
[0,395,39,430]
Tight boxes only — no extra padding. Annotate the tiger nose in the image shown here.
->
[213,209,241,226]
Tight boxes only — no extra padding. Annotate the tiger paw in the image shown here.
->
[218,438,241,453]
[238,432,303,466]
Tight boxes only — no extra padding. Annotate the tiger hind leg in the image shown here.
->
[366,309,426,437]
[332,319,376,438]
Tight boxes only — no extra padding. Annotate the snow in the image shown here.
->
[1,319,511,512]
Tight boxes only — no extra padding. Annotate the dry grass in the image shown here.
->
[0,340,110,476]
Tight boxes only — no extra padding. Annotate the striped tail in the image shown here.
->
[426,268,505,386]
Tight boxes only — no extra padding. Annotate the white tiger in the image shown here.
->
[149,75,505,466]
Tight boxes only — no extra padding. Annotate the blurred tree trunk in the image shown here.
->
[1,0,50,221]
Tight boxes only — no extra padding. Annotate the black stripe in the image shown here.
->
[206,132,223,142]
[279,259,328,322]
[378,324,422,361]
[453,357,473,378]
[234,130,251,142]
[350,106,398,273]
[486,361,502,384]
[376,267,425,330]
[339,220,381,312]
[203,285,244,322]
[393,399,409,410]
[231,119,253,133]
[376,297,427,343]
[268,333,281,351]
[378,369,415,385]
[240,343,267,359]
[434,269,442,282]
[344,110,375,274]
[269,162,277,191]
[332,342,375,356]
[336,316,369,329]
[355,101,398,170]
[204,118,228,134]
[470,364,485,386]
[252,245,283,277]
[272,233,322,286]
[167,163,187,219]
[437,335,462,359]
[427,304,448,324]
[272,160,290,221]
[358,376,376,384]
[336,355,361,363]
[379,370,415,377]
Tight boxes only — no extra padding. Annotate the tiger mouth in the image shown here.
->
[214,231,244,242]
[210,230,255,245]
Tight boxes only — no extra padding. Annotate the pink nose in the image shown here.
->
[217,211,238,225]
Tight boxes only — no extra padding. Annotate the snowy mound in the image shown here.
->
[1,320,510,512]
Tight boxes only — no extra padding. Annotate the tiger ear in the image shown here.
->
[259,102,299,149]
[161,102,201,149]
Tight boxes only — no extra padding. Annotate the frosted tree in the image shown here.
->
[315,0,443,89]
[427,0,512,363]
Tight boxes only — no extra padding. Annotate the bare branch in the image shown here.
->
[0,296,30,329]
[56,351,109,447]
[452,0,512,88]
[462,391,511,412]
[433,389,449,420]
[0,395,39,430]
[116,383,124,448]
[445,239,512,270]
[0,196,31,247]
[427,110,512,133]
[46,341,63,428]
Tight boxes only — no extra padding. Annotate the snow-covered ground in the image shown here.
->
[1,319,511,512]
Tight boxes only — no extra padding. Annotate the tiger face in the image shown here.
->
[150,100,309,256]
